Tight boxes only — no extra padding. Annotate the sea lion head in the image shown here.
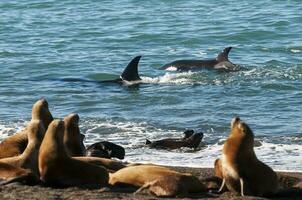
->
[31,99,53,128]
[185,132,203,149]
[183,129,194,139]
[26,120,45,144]
[229,117,255,152]
[46,119,65,146]
[230,117,254,139]
[63,113,86,156]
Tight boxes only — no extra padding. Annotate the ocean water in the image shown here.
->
[0,0,301,171]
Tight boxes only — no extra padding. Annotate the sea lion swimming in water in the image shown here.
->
[0,120,45,176]
[109,164,207,197]
[218,117,278,197]
[39,119,109,187]
[146,130,203,150]
[160,47,238,71]
[0,99,53,159]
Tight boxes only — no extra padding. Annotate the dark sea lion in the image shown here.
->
[39,120,109,187]
[219,117,278,197]
[85,141,125,159]
[63,113,86,156]
[146,131,203,150]
[160,47,238,71]
[109,164,206,197]
[0,162,39,185]
[0,120,45,176]
[0,99,53,158]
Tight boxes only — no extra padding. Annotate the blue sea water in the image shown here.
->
[0,0,301,171]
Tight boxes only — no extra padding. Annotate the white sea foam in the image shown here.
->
[141,72,195,85]
[164,66,178,71]
[290,49,301,53]
[0,121,26,141]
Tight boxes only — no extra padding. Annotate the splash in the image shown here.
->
[0,121,26,141]
[140,72,196,85]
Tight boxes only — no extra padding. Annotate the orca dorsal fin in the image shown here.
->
[217,47,232,62]
[146,139,152,145]
[121,56,142,81]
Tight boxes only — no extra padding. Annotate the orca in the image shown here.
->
[101,55,142,84]
[60,56,142,85]
[160,47,238,71]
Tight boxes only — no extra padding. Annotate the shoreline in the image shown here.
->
[0,166,301,200]
[125,161,302,173]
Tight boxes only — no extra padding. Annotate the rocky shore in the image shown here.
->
[0,167,301,200]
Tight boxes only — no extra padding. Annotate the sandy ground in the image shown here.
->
[0,167,301,200]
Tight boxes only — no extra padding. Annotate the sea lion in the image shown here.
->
[109,164,206,197]
[0,120,45,176]
[85,141,125,159]
[146,131,203,150]
[39,120,109,187]
[0,162,39,185]
[219,117,278,197]
[63,113,86,156]
[0,98,53,158]
[160,47,238,71]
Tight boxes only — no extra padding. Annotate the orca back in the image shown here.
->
[121,56,142,81]
[217,47,232,62]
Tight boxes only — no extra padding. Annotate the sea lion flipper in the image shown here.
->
[121,56,142,81]
[145,139,152,145]
[218,178,226,193]
[240,178,245,196]
[217,47,232,62]
[134,180,158,195]
[0,174,38,186]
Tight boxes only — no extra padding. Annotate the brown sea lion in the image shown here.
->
[39,119,109,187]
[0,162,39,185]
[85,141,125,159]
[109,164,206,197]
[146,131,203,150]
[0,99,53,158]
[0,120,45,176]
[219,117,278,197]
[63,113,86,156]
